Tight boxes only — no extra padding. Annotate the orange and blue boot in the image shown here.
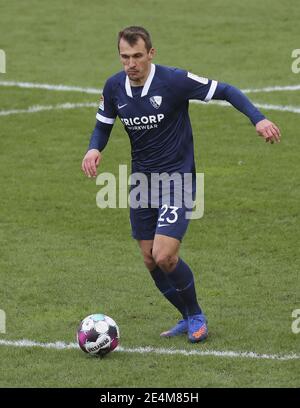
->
[160,319,188,337]
[188,314,208,343]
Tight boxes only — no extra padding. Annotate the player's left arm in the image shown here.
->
[213,83,281,143]
[172,69,281,143]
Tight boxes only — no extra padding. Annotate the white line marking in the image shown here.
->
[0,81,299,116]
[192,99,300,114]
[242,84,300,93]
[0,80,100,94]
[246,102,300,114]
[248,102,300,114]
[0,100,299,117]
[0,80,300,95]
[0,339,299,361]
[0,102,97,116]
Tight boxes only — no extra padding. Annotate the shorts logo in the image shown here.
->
[99,95,104,111]
[150,95,162,109]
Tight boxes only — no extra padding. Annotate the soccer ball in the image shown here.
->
[77,314,120,356]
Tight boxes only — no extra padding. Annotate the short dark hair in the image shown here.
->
[118,26,152,52]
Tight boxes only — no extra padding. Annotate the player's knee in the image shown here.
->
[143,254,156,271]
[152,251,177,272]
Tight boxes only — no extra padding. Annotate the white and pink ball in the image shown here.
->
[77,314,119,357]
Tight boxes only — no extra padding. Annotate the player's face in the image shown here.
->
[119,37,155,85]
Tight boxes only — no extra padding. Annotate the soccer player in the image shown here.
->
[82,26,281,343]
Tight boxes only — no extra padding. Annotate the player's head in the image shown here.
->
[118,26,155,83]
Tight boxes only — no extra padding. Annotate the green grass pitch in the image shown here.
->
[0,0,299,387]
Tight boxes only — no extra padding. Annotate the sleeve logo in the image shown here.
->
[187,72,208,85]
[99,95,104,111]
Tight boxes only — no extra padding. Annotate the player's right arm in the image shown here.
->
[81,122,112,177]
[82,78,117,178]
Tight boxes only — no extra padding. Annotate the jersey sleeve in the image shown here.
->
[172,68,218,103]
[95,78,117,125]
[88,121,113,152]
[212,82,266,125]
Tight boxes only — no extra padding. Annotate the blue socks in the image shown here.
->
[166,258,202,316]
[150,266,187,319]
[150,259,202,318]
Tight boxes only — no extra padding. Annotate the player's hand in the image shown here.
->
[81,149,101,178]
[256,119,281,144]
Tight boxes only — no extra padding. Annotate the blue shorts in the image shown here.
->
[130,204,192,241]
[129,172,196,241]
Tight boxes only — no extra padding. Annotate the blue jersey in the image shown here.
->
[95,64,218,174]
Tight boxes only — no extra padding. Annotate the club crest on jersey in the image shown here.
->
[99,95,104,111]
[149,96,162,109]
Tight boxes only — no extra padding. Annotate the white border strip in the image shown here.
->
[96,112,115,124]
[0,339,299,361]
[204,80,218,102]
[141,63,156,97]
